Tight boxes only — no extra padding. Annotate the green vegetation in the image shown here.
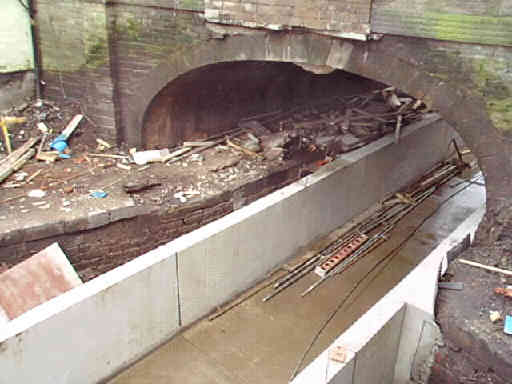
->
[85,36,108,68]
[428,12,512,46]
[472,58,512,133]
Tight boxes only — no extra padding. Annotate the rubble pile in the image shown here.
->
[0,89,430,228]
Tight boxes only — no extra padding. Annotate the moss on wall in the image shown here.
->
[372,5,512,46]
[113,10,205,60]
[472,58,512,133]
[428,12,512,46]
[39,1,110,72]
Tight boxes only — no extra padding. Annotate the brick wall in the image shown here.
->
[204,0,371,37]
[0,162,305,281]
[35,0,117,140]
[107,4,210,144]
[34,1,209,144]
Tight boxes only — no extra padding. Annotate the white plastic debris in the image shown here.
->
[27,189,47,198]
[490,310,502,323]
[132,149,170,165]
[14,171,28,182]
[174,192,187,203]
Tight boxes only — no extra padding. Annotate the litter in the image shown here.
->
[26,169,43,183]
[133,149,170,165]
[328,346,348,363]
[90,190,108,199]
[116,163,131,171]
[50,114,83,153]
[182,141,216,147]
[438,282,464,290]
[174,192,187,203]
[490,311,502,323]
[36,151,59,163]
[88,153,129,160]
[27,189,46,198]
[505,315,512,335]
[14,171,28,182]
[96,138,112,151]
[494,286,512,298]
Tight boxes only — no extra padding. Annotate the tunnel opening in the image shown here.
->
[142,61,386,149]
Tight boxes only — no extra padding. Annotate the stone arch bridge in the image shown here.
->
[35,0,512,240]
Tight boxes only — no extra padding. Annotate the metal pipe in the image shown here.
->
[27,0,42,104]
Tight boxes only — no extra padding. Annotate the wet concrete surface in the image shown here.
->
[109,176,485,384]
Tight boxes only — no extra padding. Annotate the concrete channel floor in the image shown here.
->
[110,176,485,384]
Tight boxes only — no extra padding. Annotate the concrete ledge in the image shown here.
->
[0,117,454,384]
[292,207,485,384]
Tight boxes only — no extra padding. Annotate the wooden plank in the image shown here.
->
[371,1,512,46]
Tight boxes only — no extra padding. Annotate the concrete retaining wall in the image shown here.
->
[0,117,454,384]
[292,207,485,384]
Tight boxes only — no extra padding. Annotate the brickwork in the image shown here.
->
[204,0,371,37]
[107,4,210,144]
[0,163,305,281]
[35,0,117,140]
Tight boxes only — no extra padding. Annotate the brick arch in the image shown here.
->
[126,31,511,242]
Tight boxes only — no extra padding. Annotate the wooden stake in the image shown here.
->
[394,115,403,144]
[25,169,43,183]
[459,259,512,276]
[0,137,39,183]
[1,121,11,154]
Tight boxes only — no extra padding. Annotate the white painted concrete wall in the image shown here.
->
[0,0,34,72]
[292,207,485,384]
[0,117,454,384]
[0,246,180,384]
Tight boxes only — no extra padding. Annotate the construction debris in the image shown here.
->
[123,180,161,194]
[328,346,348,363]
[438,282,464,290]
[0,136,39,183]
[27,189,46,198]
[459,259,512,277]
[494,286,512,298]
[0,116,26,154]
[50,114,83,153]
[0,242,82,321]
[490,310,502,323]
[96,138,112,151]
[263,160,464,302]
[133,149,171,165]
